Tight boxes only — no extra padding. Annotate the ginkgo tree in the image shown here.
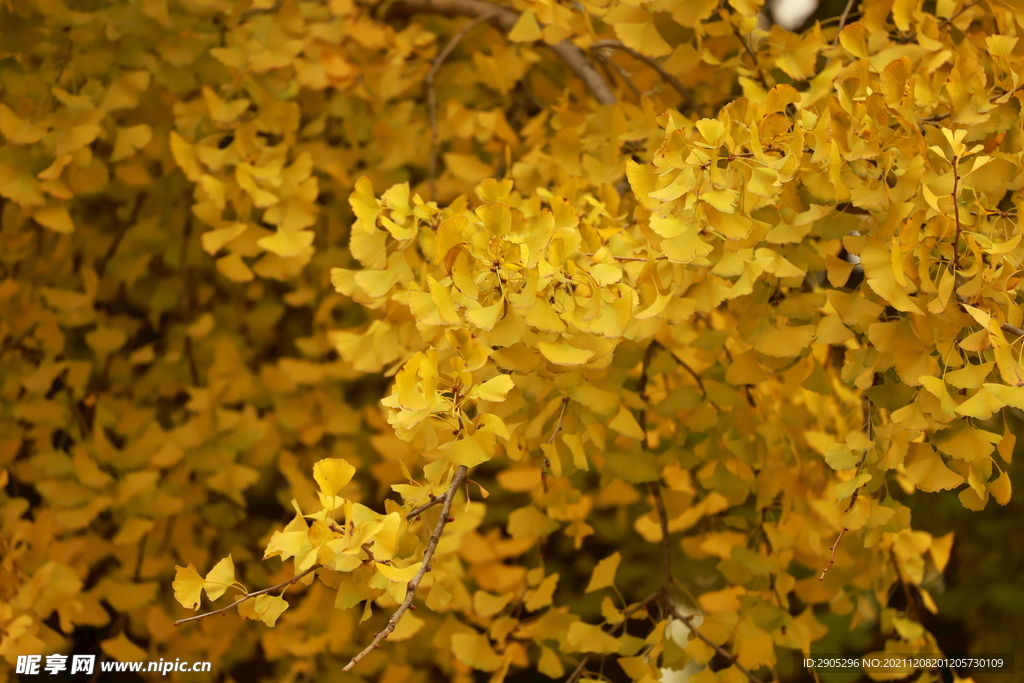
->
[0,0,1019,680]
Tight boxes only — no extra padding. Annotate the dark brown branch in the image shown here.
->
[342,465,469,672]
[174,564,319,626]
[1002,322,1024,337]
[592,49,641,101]
[391,0,615,104]
[668,606,765,683]
[651,339,706,398]
[565,589,664,683]
[648,482,671,591]
[820,400,871,580]
[547,396,569,445]
[96,193,144,277]
[819,528,847,581]
[951,155,963,277]
[954,295,1024,338]
[540,396,568,491]
[938,0,981,29]
[590,40,704,115]
[832,0,858,46]
[919,84,1024,125]
[637,345,672,593]
[406,492,447,519]
[730,22,768,89]
[426,11,497,200]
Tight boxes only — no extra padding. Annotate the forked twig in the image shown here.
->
[342,465,468,671]
[426,11,496,200]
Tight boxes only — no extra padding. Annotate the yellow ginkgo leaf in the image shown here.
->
[172,564,206,611]
[444,153,493,183]
[538,645,564,678]
[904,443,964,492]
[253,594,288,627]
[0,104,46,144]
[469,375,514,402]
[451,632,504,671]
[441,432,493,467]
[613,21,672,58]
[982,383,1024,409]
[33,203,74,234]
[426,580,452,611]
[953,385,1004,420]
[508,9,542,42]
[585,551,620,593]
[375,561,422,583]
[257,230,314,258]
[111,124,152,162]
[216,252,255,282]
[566,621,621,653]
[202,86,250,125]
[525,572,559,611]
[201,223,248,255]
[609,404,644,440]
[169,131,203,182]
[312,458,356,498]
[990,470,1012,505]
[754,324,816,358]
[203,555,235,601]
[371,512,401,562]
[538,339,594,366]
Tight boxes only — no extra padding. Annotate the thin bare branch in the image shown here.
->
[590,40,704,115]
[174,564,319,626]
[939,0,981,29]
[592,49,641,101]
[668,606,766,683]
[953,295,1024,338]
[96,193,145,277]
[426,11,497,200]
[648,482,671,591]
[820,400,871,580]
[951,155,964,277]
[832,0,858,46]
[565,589,664,683]
[547,396,569,445]
[391,0,615,104]
[819,528,847,581]
[651,339,706,398]
[919,83,1024,125]
[638,346,672,594]
[730,22,768,89]
[1002,322,1024,337]
[342,465,468,672]
[406,492,447,520]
